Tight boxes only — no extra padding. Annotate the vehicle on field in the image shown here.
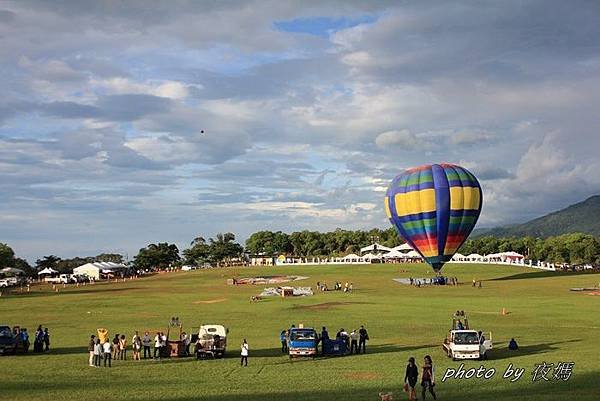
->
[442,312,492,360]
[288,327,318,358]
[0,279,12,288]
[321,337,349,356]
[193,324,228,358]
[45,274,75,284]
[0,325,17,355]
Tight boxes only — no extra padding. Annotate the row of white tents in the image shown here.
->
[36,262,129,280]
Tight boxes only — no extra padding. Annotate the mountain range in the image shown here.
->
[475,195,600,238]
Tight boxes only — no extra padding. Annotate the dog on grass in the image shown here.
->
[378,392,393,401]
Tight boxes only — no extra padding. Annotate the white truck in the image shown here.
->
[45,274,75,284]
[193,324,228,359]
[442,313,492,360]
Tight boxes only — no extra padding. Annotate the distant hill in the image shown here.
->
[475,195,600,238]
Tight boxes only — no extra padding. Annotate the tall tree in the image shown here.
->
[133,243,180,270]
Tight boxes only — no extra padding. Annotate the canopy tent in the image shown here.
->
[392,243,414,252]
[0,267,25,275]
[73,262,128,280]
[342,253,361,262]
[466,253,484,261]
[360,243,392,254]
[405,250,422,259]
[486,251,525,262]
[37,267,58,275]
[451,253,466,261]
[382,249,406,259]
[362,252,382,260]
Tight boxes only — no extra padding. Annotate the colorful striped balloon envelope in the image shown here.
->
[384,163,483,272]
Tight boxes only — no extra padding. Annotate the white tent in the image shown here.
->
[392,243,414,252]
[383,249,406,259]
[37,267,58,275]
[342,253,361,262]
[73,262,128,280]
[362,252,382,261]
[467,253,484,262]
[451,253,466,261]
[360,243,392,254]
[405,250,422,259]
[0,267,25,275]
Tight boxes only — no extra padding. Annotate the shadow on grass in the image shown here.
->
[1,286,148,298]
[3,346,87,357]
[490,270,600,281]
[489,339,582,360]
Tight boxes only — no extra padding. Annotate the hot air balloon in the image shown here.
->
[384,163,482,272]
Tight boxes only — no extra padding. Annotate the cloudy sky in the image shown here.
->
[1,1,599,262]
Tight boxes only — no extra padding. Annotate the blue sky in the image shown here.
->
[1,1,600,262]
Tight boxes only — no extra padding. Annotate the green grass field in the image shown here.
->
[1,263,599,401]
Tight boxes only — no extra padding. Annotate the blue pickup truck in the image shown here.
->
[288,328,318,358]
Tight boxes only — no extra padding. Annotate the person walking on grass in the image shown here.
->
[88,335,96,366]
[142,331,152,359]
[93,338,102,367]
[240,339,249,367]
[102,339,112,367]
[404,357,418,401]
[154,332,162,359]
[421,355,437,400]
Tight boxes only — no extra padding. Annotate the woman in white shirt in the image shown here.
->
[240,339,249,367]
[102,341,112,367]
[93,339,102,367]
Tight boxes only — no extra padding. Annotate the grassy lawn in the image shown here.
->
[1,263,599,401]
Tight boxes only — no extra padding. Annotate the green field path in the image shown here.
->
[1,263,599,401]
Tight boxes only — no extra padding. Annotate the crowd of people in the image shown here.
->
[316,281,353,292]
[279,324,369,355]
[87,330,194,367]
[409,276,458,287]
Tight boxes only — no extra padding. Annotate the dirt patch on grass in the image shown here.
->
[344,371,380,381]
[193,298,227,304]
[294,301,369,310]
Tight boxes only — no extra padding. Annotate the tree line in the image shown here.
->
[1,230,599,276]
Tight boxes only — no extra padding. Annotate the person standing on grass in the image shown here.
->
[160,332,167,357]
[240,339,249,367]
[154,332,162,359]
[132,331,141,360]
[112,334,120,361]
[280,330,288,353]
[102,339,112,367]
[34,325,43,353]
[358,325,369,354]
[43,328,50,352]
[350,329,359,355]
[421,355,437,400]
[88,335,96,366]
[142,331,151,359]
[404,357,418,401]
[119,334,127,360]
[93,338,102,367]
